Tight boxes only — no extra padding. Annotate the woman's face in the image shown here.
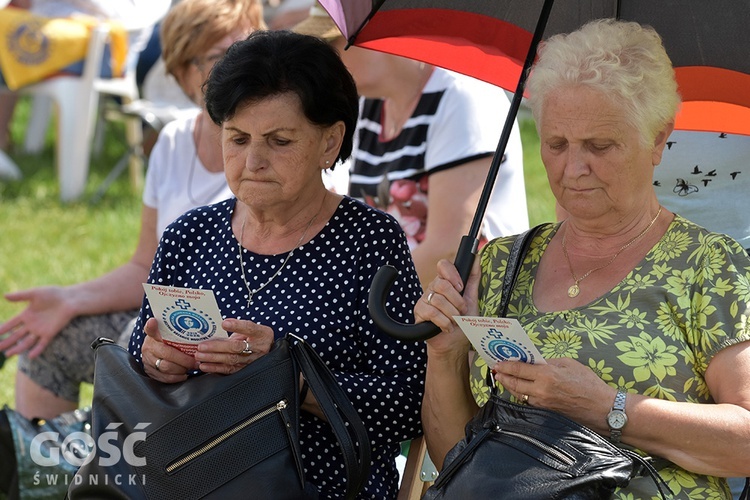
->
[180,26,254,107]
[539,86,669,222]
[221,92,343,210]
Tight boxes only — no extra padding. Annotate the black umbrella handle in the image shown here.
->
[368,236,477,341]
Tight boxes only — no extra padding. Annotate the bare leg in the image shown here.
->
[14,371,77,421]
[0,93,19,151]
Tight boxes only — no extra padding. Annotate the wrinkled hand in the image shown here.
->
[0,286,75,358]
[492,357,615,430]
[142,318,199,383]
[414,259,480,356]
[194,318,274,375]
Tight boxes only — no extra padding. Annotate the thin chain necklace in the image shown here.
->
[562,206,662,298]
[188,114,227,206]
[237,195,326,307]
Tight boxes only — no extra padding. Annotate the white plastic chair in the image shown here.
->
[17,23,142,201]
[0,148,21,180]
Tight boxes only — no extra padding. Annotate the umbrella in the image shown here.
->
[321,0,750,136]
[318,0,750,340]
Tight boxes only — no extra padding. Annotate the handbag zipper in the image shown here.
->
[496,426,575,465]
[166,400,288,473]
[434,424,577,490]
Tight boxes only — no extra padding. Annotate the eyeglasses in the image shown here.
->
[191,52,225,72]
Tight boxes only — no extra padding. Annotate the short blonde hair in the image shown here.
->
[526,19,681,146]
[160,0,266,79]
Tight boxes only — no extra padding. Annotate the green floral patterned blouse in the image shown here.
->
[470,215,750,500]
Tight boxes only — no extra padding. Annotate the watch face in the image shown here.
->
[608,410,627,429]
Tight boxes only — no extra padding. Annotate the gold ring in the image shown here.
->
[426,291,435,305]
[241,338,253,355]
[155,358,163,372]
[521,394,529,404]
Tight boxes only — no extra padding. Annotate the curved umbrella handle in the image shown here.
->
[368,236,477,341]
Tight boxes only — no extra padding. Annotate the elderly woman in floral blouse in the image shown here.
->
[417,19,750,499]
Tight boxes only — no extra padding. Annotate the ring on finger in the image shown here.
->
[240,338,253,355]
[155,358,164,372]
[426,291,435,305]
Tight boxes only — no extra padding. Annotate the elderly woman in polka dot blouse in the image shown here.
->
[128,30,426,499]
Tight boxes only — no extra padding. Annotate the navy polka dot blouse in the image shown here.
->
[129,196,426,499]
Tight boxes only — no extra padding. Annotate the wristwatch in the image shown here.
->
[606,389,628,443]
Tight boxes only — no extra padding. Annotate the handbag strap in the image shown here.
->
[484,224,544,389]
[289,335,371,500]
[499,223,545,317]
[620,449,673,500]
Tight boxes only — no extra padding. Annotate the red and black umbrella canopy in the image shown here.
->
[321,0,750,136]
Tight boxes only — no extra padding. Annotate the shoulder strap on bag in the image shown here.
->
[620,449,673,500]
[288,335,371,500]
[500,224,545,317]
[484,224,545,390]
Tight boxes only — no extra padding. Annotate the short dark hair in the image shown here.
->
[204,29,359,165]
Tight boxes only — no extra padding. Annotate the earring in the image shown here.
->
[325,160,330,166]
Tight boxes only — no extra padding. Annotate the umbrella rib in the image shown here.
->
[345,0,387,49]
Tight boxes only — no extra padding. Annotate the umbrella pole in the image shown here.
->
[467,0,556,242]
[369,0,557,341]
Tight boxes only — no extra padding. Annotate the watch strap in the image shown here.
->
[613,388,627,411]
[608,389,628,443]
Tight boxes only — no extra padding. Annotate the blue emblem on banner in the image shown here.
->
[9,20,50,65]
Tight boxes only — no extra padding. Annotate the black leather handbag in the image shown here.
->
[423,394,671,500]
[423,225,672,500]
[67,334,371,500]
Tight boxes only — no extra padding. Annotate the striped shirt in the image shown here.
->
[349,68,529,246]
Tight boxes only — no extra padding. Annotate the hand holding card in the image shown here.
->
[454,316,546,367]
[143,284,227,356]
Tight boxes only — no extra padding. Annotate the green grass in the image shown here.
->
[519,116,555,226]
[0,99,555,412]
[0,96,143,409]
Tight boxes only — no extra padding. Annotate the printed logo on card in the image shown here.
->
[454,316,545,366]
[480,328,538,364]
[162,298,217,341]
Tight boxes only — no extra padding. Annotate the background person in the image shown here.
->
[417,19,750,499]
[654,130,750,498]
[654,130,750,250]
[0,0,264,420]
[132,29,426,499]
[294,4,529,289]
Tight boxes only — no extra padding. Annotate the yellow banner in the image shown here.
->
[0,8,128,90]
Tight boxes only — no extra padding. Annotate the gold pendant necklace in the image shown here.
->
[562,207,662,298]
